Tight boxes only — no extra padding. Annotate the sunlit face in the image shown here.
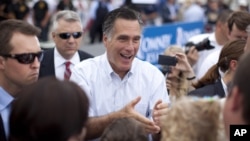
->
[52,19,83,60]
[0,32,41,94]
[218,22,229,45]
[228,23,248,41]
[103,18,141,78]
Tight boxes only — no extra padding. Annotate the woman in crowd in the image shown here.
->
[189,39,245,98]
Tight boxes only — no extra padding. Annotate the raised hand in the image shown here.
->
[118,96,160,134]
[186,46,199,66]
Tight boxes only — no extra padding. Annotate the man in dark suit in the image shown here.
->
[0,19,42,141]
[39,10,93,80]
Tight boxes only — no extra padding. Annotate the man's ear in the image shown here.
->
[229,60,238,71]
[0,56,6,70]
[103,34,108,48]
[51,32,56,40]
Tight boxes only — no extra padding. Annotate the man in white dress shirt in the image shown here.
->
[71,7,170,140]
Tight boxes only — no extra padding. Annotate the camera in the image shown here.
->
[185,38,215,53]
[158,55,178,74]
[158,55,178,66]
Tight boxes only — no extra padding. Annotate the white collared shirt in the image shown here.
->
[188,32,223,79]
[221,78,228,96]
[54,47,80,80]
[70,52,170,117]
[0,87,14,138]
[197,49,221,79]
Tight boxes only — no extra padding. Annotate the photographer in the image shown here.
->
[160,45,195,101]
[187,9,232,79]
[197,11,250,79]
[185,37,215,66]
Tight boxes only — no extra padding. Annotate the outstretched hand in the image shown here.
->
[119,96,160,134]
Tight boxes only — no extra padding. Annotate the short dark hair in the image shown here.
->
[217,9,233,24]
[232,52,250,123]
[0,19,40,54]
[9,77,89,141]
[227,11,250,33]
[102,7,143,38]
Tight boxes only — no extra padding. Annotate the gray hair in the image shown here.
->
[102,7,144,39]
[51,10,82,31]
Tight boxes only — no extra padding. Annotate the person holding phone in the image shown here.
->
[163,45,195,101]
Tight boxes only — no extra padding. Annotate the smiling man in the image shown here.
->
[70,7,170,141]
[0,19,42,141]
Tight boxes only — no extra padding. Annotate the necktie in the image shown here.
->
[64,61,71,80]
[0,114,7,141]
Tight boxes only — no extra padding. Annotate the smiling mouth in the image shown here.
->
[120,53,133,59]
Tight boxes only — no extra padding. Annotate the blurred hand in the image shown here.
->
[174,53,193,73]
[152,100,169,127]
[186,46,199,66]
[118,96,160,134]
[166,79,178,90]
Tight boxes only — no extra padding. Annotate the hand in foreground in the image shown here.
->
[153,100,169,127]
[118,96,160,134]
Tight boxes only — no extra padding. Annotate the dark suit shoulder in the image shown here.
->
[188,79,225,98]
[41,48,54,65]
[78,50,93,61]
[188,84,216,97]
[39,48,55,79]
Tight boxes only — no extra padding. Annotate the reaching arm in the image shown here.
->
[85,96,160,139]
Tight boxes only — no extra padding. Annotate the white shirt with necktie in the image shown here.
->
[54,47,80,80]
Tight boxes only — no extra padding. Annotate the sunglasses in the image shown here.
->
[0,51,44,64]
[57,32,83,39]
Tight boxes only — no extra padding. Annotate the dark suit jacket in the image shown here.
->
[188,79,226,98]
[39,48,93,78]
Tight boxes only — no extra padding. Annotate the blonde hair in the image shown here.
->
[164,45,184,55]
[161,96,226,141]
[164,46,189,100]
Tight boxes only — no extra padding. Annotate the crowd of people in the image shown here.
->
[1,0,250,43]
[1,0,250,141]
